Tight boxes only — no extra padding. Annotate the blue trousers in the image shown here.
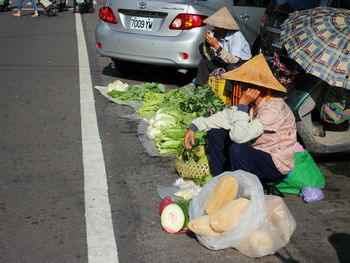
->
[18,0,38,10]
[207,129,284,181]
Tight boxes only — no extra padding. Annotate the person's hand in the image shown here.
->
[239,88,261,106]
[205,30,220,50]
[184,129,195,150]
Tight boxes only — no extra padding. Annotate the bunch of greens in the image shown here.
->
[176,131,208,162]
[146,108,197,154]
[194,174,213,187]
[107,82,165,102]
[157,89,190,110]
[179,84,226,117]
[106,81,226,156]
[137,91,165,120]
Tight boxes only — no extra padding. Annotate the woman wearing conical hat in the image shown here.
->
[195,6,252,91]
[185,54,297,181]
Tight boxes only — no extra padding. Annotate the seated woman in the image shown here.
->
[185,54,297,181]
[195,6,252,93]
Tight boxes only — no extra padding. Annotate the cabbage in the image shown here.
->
[107,80,128,92]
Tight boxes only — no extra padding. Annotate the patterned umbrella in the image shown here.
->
[280,7,350,89]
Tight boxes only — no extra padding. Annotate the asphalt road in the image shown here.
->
[0,3,350,263]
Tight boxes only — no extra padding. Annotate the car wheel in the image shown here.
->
[112,59,142,76]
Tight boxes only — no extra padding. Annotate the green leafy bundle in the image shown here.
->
[107,82,165,102]
[179,84,226,117]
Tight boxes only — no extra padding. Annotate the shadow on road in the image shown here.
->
[102,62,197,88]
[312,152,350,177]
[275,248,300,263]
[328,233,350,263]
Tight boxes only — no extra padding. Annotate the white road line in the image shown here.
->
[75,13,119,263]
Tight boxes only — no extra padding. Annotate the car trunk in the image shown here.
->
[106,0,191,37]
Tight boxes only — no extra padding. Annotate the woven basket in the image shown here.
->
[175,155,210,179]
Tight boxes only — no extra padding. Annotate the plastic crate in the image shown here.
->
[208,76,231,104]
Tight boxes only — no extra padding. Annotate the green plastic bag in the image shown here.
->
[276,150,325,194]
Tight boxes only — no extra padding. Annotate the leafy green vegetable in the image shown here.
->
[106,80,225,155]
[179,84,226,117]
[194,174,213,187]
[107,82,165,102]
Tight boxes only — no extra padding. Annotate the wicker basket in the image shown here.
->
[175,155,210,179]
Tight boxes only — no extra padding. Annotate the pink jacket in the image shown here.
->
[192,96,297,175]
[249,97,297,174]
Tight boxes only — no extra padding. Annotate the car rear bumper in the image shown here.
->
[95,21,205,68]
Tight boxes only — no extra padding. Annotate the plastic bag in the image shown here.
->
[209,67,226,79]
[189,171,266,250]
[300,187,325,203]
[237,195,296,258]
[276,150,325,194]
[189,170,296,258]
[157,178,202,201]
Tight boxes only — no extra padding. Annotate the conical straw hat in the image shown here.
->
[203,6,240,31]
[222,54,287,93]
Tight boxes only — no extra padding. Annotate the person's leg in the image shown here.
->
[88,0,94,12]
[195,59,217,87]
[72,0,77,13]
[29,0,38,10]
[207,129,232,176]
[229,143,284,181]
[13,0,23,16]
[29,0,38,16]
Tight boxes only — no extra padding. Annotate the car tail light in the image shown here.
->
[169,14,208,30]
[181,53,189,60]
[99,7,117,24]
[97,42,102,49]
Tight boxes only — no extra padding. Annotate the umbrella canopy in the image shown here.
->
[280,7,350,89]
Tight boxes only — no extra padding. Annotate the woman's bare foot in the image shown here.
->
[32,11,39,17]
[13,11,21,17]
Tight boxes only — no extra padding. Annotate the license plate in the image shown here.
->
[130,17,153,31]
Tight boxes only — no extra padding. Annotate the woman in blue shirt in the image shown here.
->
[195,7,252,92]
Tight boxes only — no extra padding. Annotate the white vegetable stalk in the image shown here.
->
[146,126,161,140]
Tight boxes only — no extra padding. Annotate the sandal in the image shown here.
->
[13,12,21,17]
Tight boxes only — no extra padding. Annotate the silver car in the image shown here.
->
[95,0,268,71]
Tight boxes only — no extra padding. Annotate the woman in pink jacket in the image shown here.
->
[184,54,297,181]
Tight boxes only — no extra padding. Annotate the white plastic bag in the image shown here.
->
[236,195,296,258]
[189,170,296,258]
